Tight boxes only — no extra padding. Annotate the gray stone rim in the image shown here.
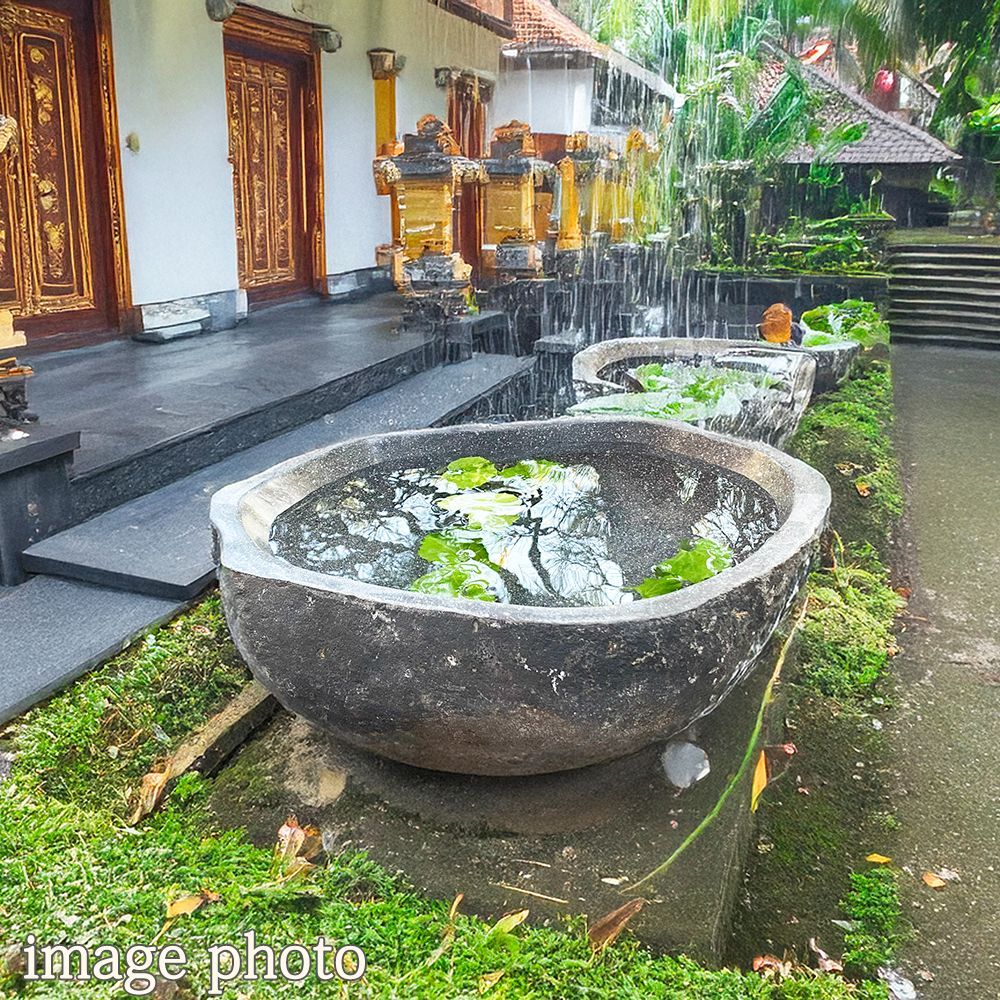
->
[211,416,831,625]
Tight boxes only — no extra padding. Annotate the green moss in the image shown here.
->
[840,868,903,975]
[11,595,248,814]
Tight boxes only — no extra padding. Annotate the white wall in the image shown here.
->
[109,0,504,302]
[493,64,594,136]
[109,0,238,306]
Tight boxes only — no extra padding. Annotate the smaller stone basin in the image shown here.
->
[571,338,817,447]
[799,336,861,393]
[211,418,830,776]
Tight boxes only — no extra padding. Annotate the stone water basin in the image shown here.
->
[571,338,817,447]
[211,417,829,775]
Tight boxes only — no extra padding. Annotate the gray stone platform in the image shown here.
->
[22,355,534,601]
[0,576,180,724]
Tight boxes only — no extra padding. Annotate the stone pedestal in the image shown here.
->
[0,426,79,586]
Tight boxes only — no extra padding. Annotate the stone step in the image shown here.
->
[889,302,1000,321]
[888,282,1000,299]
[890,317,1000,337]
[888,262,1000,275]
[891,330,1000,349]
[0,576,181,725]
[21,355,535,601]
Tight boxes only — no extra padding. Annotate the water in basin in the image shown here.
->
[269,444,779,608]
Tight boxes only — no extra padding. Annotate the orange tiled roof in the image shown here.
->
[509,0,602,54]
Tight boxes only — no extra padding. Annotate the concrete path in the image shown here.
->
[891,344,1000,998]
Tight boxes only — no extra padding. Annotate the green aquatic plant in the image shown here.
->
[636,537,734,597]
[438,456,498,489]
[800,299,890,348]
[570,363,783,424]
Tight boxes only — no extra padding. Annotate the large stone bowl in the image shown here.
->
[571,338,817,447]
[801,337,861,393]
[211,418,830,776]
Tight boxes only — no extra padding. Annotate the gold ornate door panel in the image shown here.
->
[225,46,309,297]
[0,0,119,336]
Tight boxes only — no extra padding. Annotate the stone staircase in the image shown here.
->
[888,242,1000,348]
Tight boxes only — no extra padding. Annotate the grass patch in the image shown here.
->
[840,868,903,975]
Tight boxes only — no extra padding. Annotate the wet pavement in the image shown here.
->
[891,344,1000,998]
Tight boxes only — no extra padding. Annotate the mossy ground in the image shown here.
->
[0,353,906,999]
[732,355,905,974]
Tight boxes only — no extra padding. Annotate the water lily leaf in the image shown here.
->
[588,898,645,953]
[410,560,505,602]
[418,530,491,566]
[497,459,563,483]
[751,750,768,812]
[436,491,525,529]
[439,456,498,489]
[636,538,733,598]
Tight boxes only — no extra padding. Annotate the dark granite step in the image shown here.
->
[22,355,535,601]
[0,576,181,724]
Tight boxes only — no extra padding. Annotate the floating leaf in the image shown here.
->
[439,457,498,489]
[588,898,644,952]
[866,853,892,865]
[410,559,505,603]
[751,750,768,812]
[436,491,525,529]
[497,460,562,483]
[417,530,491,566]
[637,538,733,599]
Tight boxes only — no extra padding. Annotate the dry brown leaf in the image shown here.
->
[895,586,912,600]
[835,462,862,477]
[299,825,324,861]
[752,954,785,975]
[588,898,644,953]
[866,853,892,864]
[129,771,169,825]
[478,971,505,993]
[751,750,768,812]
[855,481,872,498]
[922,871,947,889]
[808,937,844,974]
[275,815,305,863]
[448,892,464,922]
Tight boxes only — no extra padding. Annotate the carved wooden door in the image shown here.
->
[225,41,311,301]
[0,0,116,338]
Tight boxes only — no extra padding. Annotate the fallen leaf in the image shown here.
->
[448,892,464,921]
[275,815,305,863]
[809,937,844,973]
[191,625,212,636]
[129,771,169,825]
[298,825,323,861]
[917,969,934,982]
[490,909,529,936]
[835,462,861,477]
[588,898,644,953]
[887,644,900,657]
[866,853,892,864]
[752,954,786,976]
[751,750,768,812]
[855,480,872,498]
[478,971,505,993]
[921,871,947,889]
[894,586,912,600]
[165,889,220,920]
